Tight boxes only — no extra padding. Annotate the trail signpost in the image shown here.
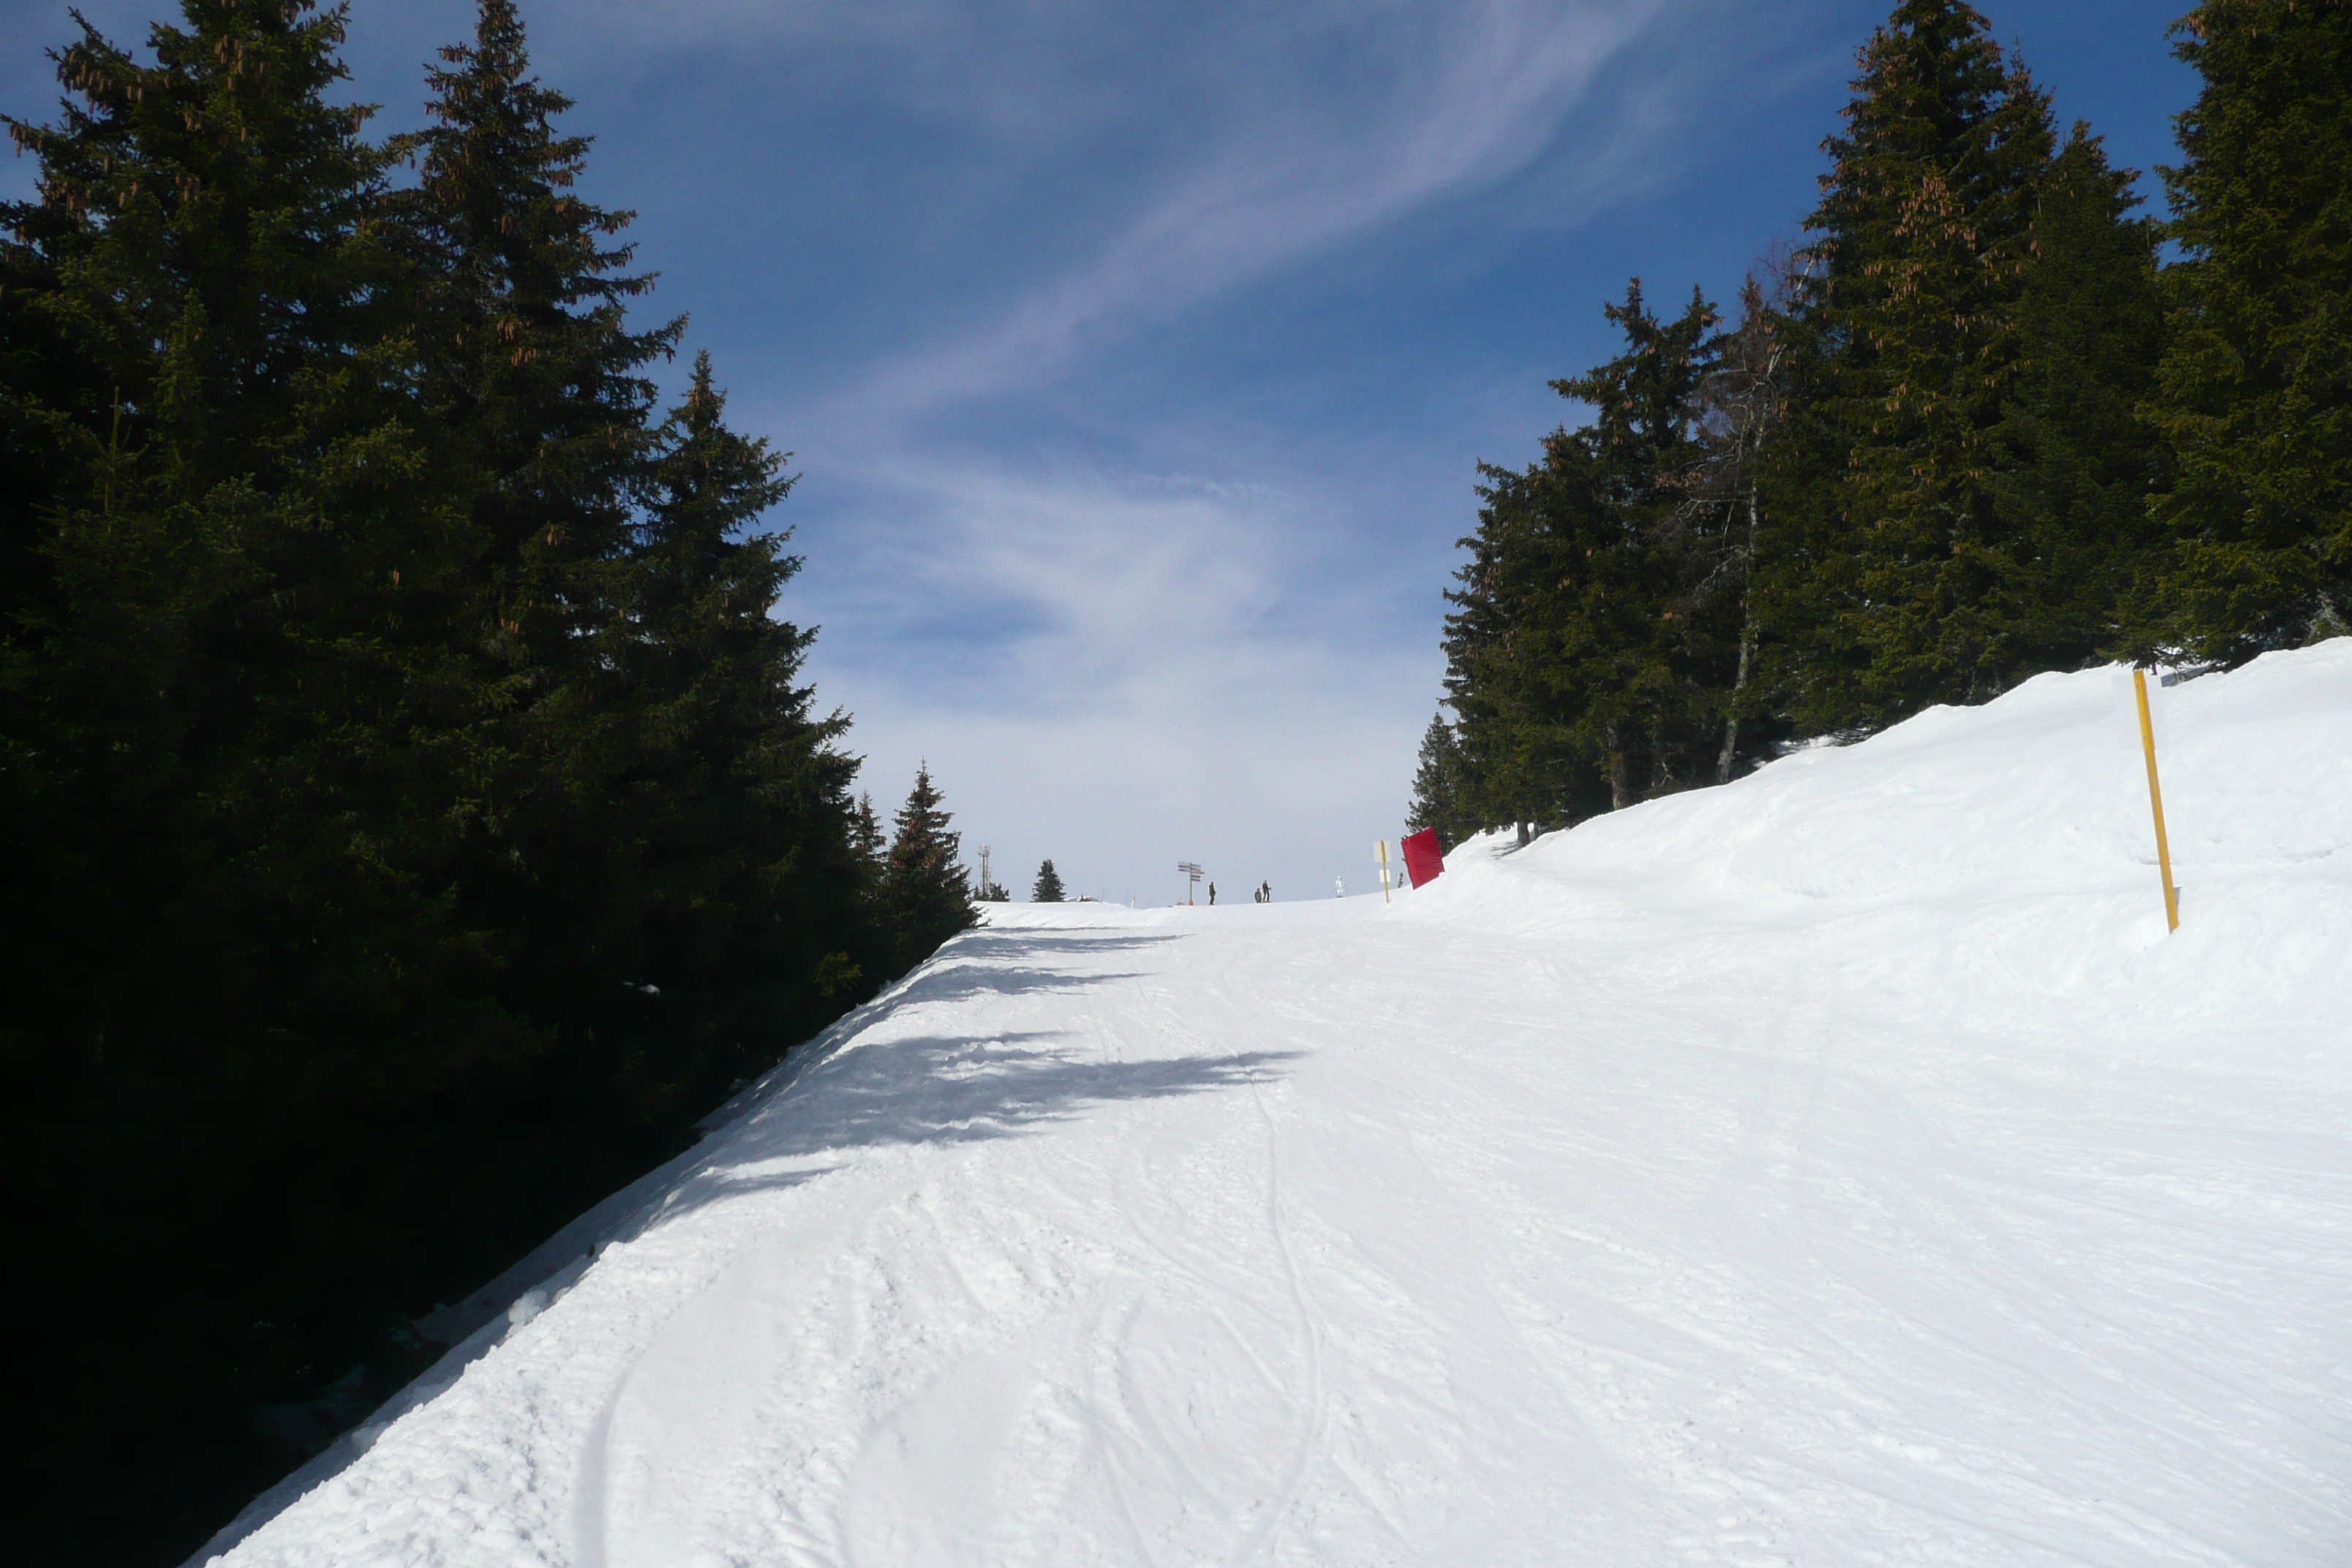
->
[2132,668,2181,932]
[1177,861,1202,905]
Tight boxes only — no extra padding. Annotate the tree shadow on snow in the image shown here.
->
[745,1028,1283,1151]
[889,927,1182,1003]
[188,923,1276,1563]
[649,927,1289,1215]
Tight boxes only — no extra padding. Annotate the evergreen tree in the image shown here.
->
[879,764,974,973]
[851,790,886,873]
[1405,713,1474,848]
[1996,123,2168,665]
[0,6,886,1556]
[1548,281,1721,803]
[1031,859,1067,902]
[1782,0,2055,727]
[1441,462,1567,839]
[602,352,872,1089]
[0,1,504,1553]
[396,0,683,1071]
[2146,0,2352,658]
[1440,281,1718,833]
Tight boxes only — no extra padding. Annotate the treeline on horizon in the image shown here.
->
[0,1,977,1560]
[1411,0,2351,846]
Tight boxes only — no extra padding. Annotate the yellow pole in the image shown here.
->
[2133,668,2180,932]
[1376,840,1392,904]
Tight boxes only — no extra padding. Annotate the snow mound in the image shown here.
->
[201,644,2352,1567]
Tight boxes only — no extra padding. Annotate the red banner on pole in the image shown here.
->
[1401,828,1444,888]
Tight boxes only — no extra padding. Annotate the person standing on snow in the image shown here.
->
[1208,882,1216,905]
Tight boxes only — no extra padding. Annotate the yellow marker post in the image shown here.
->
[1374,840,1392,904]
[2133,667,2180,932]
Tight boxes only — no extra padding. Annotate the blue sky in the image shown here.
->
[2,0,2196,905]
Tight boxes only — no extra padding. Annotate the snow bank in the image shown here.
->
[199,645,2352,1567]
[1417,641,2352,1056]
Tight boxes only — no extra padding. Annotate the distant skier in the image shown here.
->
[1261,880,1271,902]
[1208,882,1216,905]
[1335,877,1344,897]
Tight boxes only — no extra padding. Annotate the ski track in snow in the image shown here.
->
[202,646,2352,1567]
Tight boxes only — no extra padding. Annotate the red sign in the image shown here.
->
[1401,828,1444,888]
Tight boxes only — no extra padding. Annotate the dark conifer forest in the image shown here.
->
[0,1,973,1560]
[1413,0,2352,848]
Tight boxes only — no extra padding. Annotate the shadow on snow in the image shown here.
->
[190,921,1293,1561]
[658,924,1294,1215]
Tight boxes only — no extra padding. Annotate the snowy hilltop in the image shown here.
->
[202,644,2352,1567]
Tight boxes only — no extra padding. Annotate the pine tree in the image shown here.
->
[1405,714,1474,848]
[0,1,507,1554]
[602,352,872,1090]
[851,790,886,873]
[2146,0,2352,658]
[1030,858,1067,902]
[1442,456,1610,837]
[1784,0,2055,726]
[0,4,891,1556]
[1440,280,1718,834]
[1548,281,1720,803]
[1437,286,1705,835]
[1996,123,2167,665]
[400,0,676,593]
[1441,467,1549,839]
[396,0,684,1067]
[879,764,975,973]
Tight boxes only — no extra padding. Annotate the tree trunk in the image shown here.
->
[1607,724,1634,811]
[1716,489,1763,785]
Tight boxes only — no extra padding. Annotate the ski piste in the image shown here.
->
[201,643,2352,1567]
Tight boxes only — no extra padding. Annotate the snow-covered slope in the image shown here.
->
[203,644,2352,1567]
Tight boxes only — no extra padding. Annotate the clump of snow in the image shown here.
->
[200,644,2352,1567]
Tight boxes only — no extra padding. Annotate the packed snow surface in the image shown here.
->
[208,647,2352,1567]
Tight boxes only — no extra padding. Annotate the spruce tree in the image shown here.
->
[1442,457,1607,837]
[851,790,886,875]
[2146,0,2352,658]
[1548,281,1719,802]
[1784,0,2055,726]
[0,1,503,1554]
[0,4,889,1556]
[1997,123,2167,666]
[1441,468,1542,837]
[396,0,683,1076]
[879,764,975,973]
[1406,714,1474,848]
[603,352,872,1096]
[1440,280,1717,834]
[1031,859,1067,902]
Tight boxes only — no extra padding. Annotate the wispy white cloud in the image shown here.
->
[734,0,1763,895]
[796,453,1438,902]
[823,0,1684,417]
